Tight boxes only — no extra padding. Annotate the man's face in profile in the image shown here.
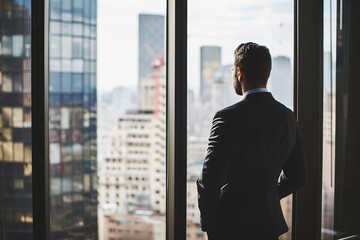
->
[233,62,243,95]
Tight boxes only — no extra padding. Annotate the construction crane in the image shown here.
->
[143,42,164,117]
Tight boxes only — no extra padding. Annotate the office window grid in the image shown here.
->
[0,0,33,239]
[48,0,97,239]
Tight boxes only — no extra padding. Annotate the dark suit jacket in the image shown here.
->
[197,92,307,239]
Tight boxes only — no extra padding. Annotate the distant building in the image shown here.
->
[139,72,165,112]
[103,214,165,240]
[210,64,240,116]
[200,46,221,100]
[47,0,98,238]
[268,56,293,109]
[99,112,160,213]
[186,220,206,240]
[98,71,167,239]
[111,86,138,114]
[97,87,137,171]
[0,1,32,238]
[138,14,165,86]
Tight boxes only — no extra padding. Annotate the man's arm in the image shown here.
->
[197,111,235,231]
[278,125,308,199]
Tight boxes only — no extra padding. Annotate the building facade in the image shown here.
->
[48,0,98,239]
[200,46,221,100]
[0,0,32,238]
[138,14,165,86]
[268,56,293,109]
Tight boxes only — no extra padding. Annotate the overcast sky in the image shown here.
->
[97,0,293,93]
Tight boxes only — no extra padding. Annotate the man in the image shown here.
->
[197,42,307,240]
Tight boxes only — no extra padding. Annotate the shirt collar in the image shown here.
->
[243,88,268,98]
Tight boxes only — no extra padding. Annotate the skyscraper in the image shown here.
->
[0,0,32,238]
[48,0,98,239]
[200,46,221,99]
[268,56,293,109]
[210,64,239,116]
[138,14,165,87]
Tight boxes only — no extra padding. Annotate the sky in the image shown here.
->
[97,0,294,93]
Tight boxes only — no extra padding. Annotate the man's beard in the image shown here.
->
[233,78,243,95]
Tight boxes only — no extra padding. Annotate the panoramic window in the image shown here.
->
[187,1,294,239]
[48,0,166,239]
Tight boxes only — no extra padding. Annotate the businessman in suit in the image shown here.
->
[197,42,307,240]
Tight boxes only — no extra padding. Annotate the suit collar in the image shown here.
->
[243,88,268,97]
[242,92,274,102]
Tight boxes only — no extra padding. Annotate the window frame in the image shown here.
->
[30,0,325,239]
[292,0,323,239]
[32,0,51,239]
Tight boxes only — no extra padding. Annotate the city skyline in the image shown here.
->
[0,1,295,239]
[97,0,293,93]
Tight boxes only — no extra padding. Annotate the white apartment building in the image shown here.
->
[98,75,167,217]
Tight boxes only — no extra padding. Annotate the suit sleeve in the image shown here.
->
[197,111,235,231]
[278,124,308,199]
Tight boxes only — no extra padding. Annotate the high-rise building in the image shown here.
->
[138,14,165,86]
[200,46,221,99]
[48,0,98,239]
[0,0,32,238]
[210,64,240,116]
[268,56,293,109]
[98,71,167,239]
[99,111,158,214]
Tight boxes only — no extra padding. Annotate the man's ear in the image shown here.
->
[237,67,242,81]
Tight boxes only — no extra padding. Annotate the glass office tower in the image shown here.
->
[138,14,165,85]
[48,0,97,239]
[0,0,32,239]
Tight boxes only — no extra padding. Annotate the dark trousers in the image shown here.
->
[207,230,279,240]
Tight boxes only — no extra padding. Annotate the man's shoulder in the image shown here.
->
[217,97,296,121]
[218,100,246,115]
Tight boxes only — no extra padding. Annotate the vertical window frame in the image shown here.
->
[166,0,187,240]
[292,0,324,239]
[32,0,51,239]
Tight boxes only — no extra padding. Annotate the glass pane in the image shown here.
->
[97,4,167,240]
[48,0,167,239]
[322,0,336,238]
[49,0,97,238]
[188,1,294,239]
[0,0,33,238]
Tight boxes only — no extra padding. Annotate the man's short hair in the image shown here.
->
[234,42,272,87]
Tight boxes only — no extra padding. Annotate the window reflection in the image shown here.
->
[49,0,98,238]
[3,142,13,161]
[3,74,13,92]
[13,142,24,161]
[13,74,23,92]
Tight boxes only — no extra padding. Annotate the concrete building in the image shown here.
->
[98,111,165,214]
[98,70,167,239]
